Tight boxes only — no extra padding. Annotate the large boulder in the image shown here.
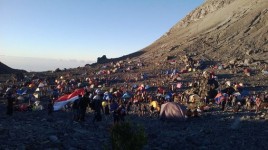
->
[97,55,109,64]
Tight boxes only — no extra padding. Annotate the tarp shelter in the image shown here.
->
[160,102,186,121]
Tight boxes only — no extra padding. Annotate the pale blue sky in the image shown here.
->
[0,0,204,71]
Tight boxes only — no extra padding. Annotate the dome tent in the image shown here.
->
[160,102,186,121]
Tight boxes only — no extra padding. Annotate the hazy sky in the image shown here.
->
[0,0,204,71]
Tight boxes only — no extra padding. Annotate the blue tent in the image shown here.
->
[145,85,150,90]
[17,88,28,95]
[173,69,179,74]
[103,92,113,100]
[164,92,172,100]
[165,95,171,100]
[122,92,132,99]
[165,70,171,75]
[132,84,138,89]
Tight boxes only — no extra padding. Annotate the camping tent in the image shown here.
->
[150,100,159,109]
[160,102,186,121]
[122,92,132,99]
[189,94,200,103]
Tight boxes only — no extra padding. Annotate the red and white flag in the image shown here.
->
[53,88,85,111]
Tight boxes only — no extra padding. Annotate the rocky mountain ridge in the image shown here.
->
[139,0,267,67]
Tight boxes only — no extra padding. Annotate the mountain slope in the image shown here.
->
[140,0,268,65]
[0,62,27,74]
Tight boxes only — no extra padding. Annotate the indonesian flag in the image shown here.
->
[53,88,85,111]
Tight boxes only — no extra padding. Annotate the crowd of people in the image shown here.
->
[0,58,267,124]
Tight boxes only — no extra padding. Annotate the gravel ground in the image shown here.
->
[1,97,268,150]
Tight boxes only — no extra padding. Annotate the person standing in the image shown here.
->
[92,93,102,123]
[6,86,15,116]
[221,96,227,111]
[72,95,81,121]
[47,100,54,115]
[255,95,262,113]
[110,99,119,123]
[79,92,89,121]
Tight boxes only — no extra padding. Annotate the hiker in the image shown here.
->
[245,96,251,111]
[110,99,119,123]
[79,92,89,121]
[0,85,3,97]
[102,100,110,121]
[47,100,54,115]
[226,95,232,108]
[6,87,15,116]
[126,100,132,115]
[186,109,192,118]
[92,93,102,123]
[231,95,237,107]
[52,88,59,99]
[244,68,251,76]
[137,102,146,116]
[193,109,198,117]
[72,95,81,121]
[221,96,227,111]
[150,104,155,116]
[255,95,262,113]
[118,104,126,122]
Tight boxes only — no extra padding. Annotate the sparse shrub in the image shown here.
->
[109,122,147,150]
